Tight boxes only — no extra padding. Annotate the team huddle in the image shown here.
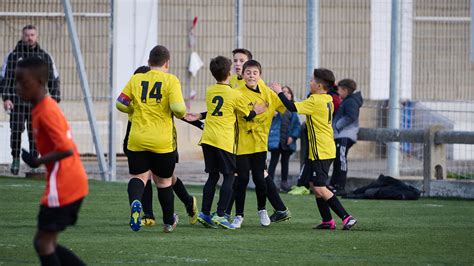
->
[116,45,357,232]
[13,44,358,265]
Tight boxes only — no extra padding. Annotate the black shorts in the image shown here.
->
[236,152,267,172]
[37,198,84,232]
[127,150,177,177]
[123,123,180,163]
[307,159,333,186]
[202,144,236,174]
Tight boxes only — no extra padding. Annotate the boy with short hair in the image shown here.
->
[231,60,291,228]
[16,57,87,265]
[116,45,186,233]
[271,68,357,230]
[186,56,267,229]
[329,79,363,195]
[122,66,198,227]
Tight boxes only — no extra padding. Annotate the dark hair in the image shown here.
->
[313,68,336,92]
[22,25,37,31]
[232,48,253,60]
[148,45,170,67]
[134,65,151,75]
[282,86,295,102]
[337,78,357,94]
[210,56,232,82]
[16,57,48,85]
[242,60,262,74]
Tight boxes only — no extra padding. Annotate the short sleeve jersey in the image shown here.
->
[118,70,185,153]
[235,83,286,155]
[294,93,336,160]
[199,83,250,153]
[32,96,88,207]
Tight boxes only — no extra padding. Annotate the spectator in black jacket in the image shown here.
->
[329,79,363,195]
[0,25,60,175]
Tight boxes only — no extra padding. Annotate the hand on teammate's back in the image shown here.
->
[253,101,267,115]
[269,82,282,94]
[184,112,201,122]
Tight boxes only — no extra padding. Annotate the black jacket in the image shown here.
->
[0,41,60,104]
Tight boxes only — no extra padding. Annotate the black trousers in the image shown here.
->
[10,104,37,158]
[329,138,355,190]
[268,148,292,182]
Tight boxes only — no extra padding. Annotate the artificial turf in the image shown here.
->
[0,176,473,265]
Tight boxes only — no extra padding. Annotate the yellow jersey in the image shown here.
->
[294,93,336,160]
[235,83,286,155]
[230,74,266,89]
[199,83,251,153]
[117,70,186,153]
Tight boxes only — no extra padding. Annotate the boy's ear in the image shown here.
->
[164,60,170,69]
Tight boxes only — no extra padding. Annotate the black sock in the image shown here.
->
[157,186,175,225]
[39,252,60,266]
[202,172,219,215]
[217,173,235,217]
[127,178,145,205]
[225,178,237,215]
[252,170,267,211]
[234,171,250,217]
[265,177,286,211]
[326,195,349,219]
[55,245,85,266]
[141,179,154,217]
[173,177,193,209]
[316,197,332,222]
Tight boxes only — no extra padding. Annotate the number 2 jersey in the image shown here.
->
[294,93,336,160]
[117,69,186,153]
[199,83,251,154]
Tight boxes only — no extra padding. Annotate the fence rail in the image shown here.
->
[356,126,474,195]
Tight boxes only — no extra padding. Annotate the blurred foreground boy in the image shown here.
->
[16,57,88,265]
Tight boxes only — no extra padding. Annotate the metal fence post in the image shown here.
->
[306,0,319,92]
[108,0,116,182]
[471,0,474,62]
[235,0,243,48]
[387,0,402,177]
[62,0,108,180]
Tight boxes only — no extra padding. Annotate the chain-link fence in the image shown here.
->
[0,0,472,181]
[0,0,110,178]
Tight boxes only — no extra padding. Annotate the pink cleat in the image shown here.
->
[313,219,336,230]
[342,215,357,230]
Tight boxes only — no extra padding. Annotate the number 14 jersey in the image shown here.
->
[120,69,185,153]
[199,83,251,154]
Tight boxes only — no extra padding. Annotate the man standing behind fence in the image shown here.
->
[0,25,60,175]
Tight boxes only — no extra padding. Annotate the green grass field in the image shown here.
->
[0,176,473,265]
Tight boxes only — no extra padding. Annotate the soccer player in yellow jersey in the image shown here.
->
[116,45,185,233]
[231,60,291,228]
[185,56,266,229]
[121,66,198,227]
[223,49,291,226]
[270,68,357,230]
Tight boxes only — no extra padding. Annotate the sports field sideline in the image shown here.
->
[0,176,473,265]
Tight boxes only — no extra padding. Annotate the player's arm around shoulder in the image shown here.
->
[167,74,186,119]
